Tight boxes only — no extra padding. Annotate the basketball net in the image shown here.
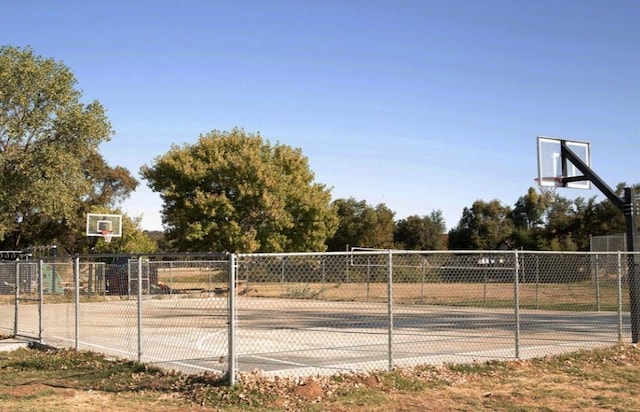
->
[101,230,113,244]
[534,177,562,203]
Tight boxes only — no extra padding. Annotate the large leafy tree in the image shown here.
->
[537,195,578,250]
[0,46,122,249]
[365,203,395,249]
[448,199,514,249]
[512,187,551,230]
[62,153,138,254]
[510,187,554,250]
[326,198,395,251]
[394,210,446,250]
[18,152,140,254]
[141,128,338,253]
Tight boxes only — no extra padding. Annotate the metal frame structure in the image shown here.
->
[556,140,639,342]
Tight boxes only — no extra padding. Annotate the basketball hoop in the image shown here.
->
[101,230,113,244]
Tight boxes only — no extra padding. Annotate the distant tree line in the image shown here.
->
[447,184,636,251]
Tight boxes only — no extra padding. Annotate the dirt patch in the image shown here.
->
[294,377,324,400]
[7,383,72,399]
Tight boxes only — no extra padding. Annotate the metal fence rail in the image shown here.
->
[0,250,634,386]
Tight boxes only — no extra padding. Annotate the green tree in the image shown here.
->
[571,196,605,250]
[0,46,119,249]
[546,183,638,251]
[448,199,514,249]
[145,230,171,252]
[326,198,395,251]
[17,152,139,254]
[509,187,554,250]
[140,128,338,253]
[512,187,551,229]
[394,211,446,250]
[365,203,395,249]
[537,195,577,250]
[604,182,640,234]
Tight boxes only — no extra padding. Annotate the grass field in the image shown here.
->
[0,341,639,411]
[0,272,629,313]
[151,265,630,312]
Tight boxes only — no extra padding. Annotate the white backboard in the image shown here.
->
[537,136,591,189]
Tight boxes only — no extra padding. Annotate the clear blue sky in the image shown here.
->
[3,1,639,231]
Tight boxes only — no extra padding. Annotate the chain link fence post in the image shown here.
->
[535,255,540,309]
[280,257,285,298]
[618,251,623,342]
[13,260,19,337]
[387,250,394,371]
[594,254,601,311]
[228,253,237,386]
[514,250,520,359]
[74,256,80,350]
[137,255,143,363]
[37,260,43,343]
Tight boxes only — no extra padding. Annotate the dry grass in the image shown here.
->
[1,342,639,411]
[152,267,624,311]
[0,274,625,313]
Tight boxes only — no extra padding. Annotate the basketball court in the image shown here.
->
[1,295,629,377]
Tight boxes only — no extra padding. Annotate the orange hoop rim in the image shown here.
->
[534,176,564,186]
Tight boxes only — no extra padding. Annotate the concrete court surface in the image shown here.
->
[0,297,631,377]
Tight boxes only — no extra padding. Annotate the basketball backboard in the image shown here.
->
[537,136,591,189]
[86,213,122,237]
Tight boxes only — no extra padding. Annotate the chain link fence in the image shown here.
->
[0,250,634,385]
[591,233,640,252]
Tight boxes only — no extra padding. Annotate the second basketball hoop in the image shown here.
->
[86,213,122,250]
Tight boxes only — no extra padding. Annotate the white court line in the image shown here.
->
[258,341,618,378]
[196,329,226,351]
[48,336,134,357]
[247,354,314,368]
[153,359,224,373]
[50,335,226,373]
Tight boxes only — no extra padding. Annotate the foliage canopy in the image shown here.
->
[325,198,395,251]
[141,128,338,252]
[394,211,446,250]
[0,46,141,250]
[448,199,514,250]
